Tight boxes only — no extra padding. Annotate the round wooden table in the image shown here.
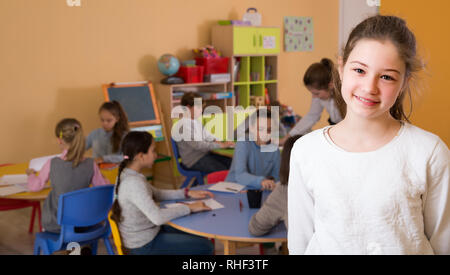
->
[164,185,287,255]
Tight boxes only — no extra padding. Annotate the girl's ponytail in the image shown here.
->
[110,159,128,223]
[110,131,153,224]
[55,118,86,167]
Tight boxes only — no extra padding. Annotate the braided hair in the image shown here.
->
[110,131,153,223]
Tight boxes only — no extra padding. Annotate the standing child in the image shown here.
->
[111,131,214,255]
[248,135,302,236]
[280,58,344,144]
[226,109,280,190]
[26,118,110,233]
[86,101,129,163]
[288,15,449,255]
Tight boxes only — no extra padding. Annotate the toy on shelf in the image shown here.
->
[157,54,184,85]
[193,45,221,58]
[193,45,230,82]
[242,8,262,26]
[250,96,265,107]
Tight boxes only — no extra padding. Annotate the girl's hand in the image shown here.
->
[94,157,104,164]
[260,179,276,191]
[26,168,37,176]
[187,201,211,213]
[188,190,214,199]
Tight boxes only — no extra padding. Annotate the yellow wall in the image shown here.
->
[0,0,338,163]
[381,0,450,146]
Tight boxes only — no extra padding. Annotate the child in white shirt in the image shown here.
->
[288,15,449,255]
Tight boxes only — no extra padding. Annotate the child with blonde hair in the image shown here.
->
[27,118,110,233]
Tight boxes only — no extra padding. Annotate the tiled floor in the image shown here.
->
[0,179,281,255]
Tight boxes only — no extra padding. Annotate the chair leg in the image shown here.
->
[29,204,37,234]
[91,240,98,255]
[37,203,42,232]
[197,175,205,186]
[34,239,50,255]
[181,176,193,188]
[104,237,115,255]
[33,242,41,255]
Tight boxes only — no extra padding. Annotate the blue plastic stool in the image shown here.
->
[171,138,207,188]
[33,185,115,255]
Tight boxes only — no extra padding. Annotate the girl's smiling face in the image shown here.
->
[339,39,407,120]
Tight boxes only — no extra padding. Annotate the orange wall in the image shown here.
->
[0,0,338,163]
[381,0,450,146]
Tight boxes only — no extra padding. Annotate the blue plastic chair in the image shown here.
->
[33,185,115,255]
[171,138,206,188]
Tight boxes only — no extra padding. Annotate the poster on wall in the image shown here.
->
[284,16,314,52]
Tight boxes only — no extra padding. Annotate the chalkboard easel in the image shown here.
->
[102,81,160,127]
[102,81,177,188]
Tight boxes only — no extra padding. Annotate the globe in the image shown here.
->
[157,54,180,76]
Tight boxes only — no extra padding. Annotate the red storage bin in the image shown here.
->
[177,66,204,83]
[195,57,229,75]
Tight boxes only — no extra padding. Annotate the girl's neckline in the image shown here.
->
[322,121,406,154]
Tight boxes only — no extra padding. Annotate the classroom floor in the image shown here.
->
[0,179,281,255]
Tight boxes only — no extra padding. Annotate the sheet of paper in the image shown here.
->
[0,185,28,196]
[208,181,245,193]
[0,174,28,186]
[29,154,61,171]
[165,198,225,210]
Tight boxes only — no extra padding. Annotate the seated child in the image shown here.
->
[26,118,110,233]
[175,92,233,174]
[225,109,280,190]
[86,101,129,163]
[111,131,214,255]
[248,135,302,236]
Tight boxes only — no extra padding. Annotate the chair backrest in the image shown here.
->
[108,211,124,255]
[171,137,186,172]
[206,170,229,184]
[58,185,114,227]
[57,185,114,243]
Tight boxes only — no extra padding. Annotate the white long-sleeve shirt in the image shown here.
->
[289,97,342,136]
[288,123,450,255]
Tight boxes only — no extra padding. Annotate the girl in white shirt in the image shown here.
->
[281,58,344,144]
[288,15,449,255]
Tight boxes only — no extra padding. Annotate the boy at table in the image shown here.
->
[175,92,234,174]
[225,109,280,190]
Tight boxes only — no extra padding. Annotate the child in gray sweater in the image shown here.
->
[110,131,214,255]
[248,135,302,236]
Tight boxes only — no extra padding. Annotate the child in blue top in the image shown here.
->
[226,109,280,190]
[86,101,129,163]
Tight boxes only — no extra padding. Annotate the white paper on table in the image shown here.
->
[0,174,28,186]
[29,154,61,171]
[208,181,245,193]
[0,184,28,196]
[165,198,225,210]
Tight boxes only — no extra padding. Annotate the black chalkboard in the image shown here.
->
[102,82,160,126]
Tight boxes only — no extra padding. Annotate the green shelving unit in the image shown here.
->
[212,26,280,108]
